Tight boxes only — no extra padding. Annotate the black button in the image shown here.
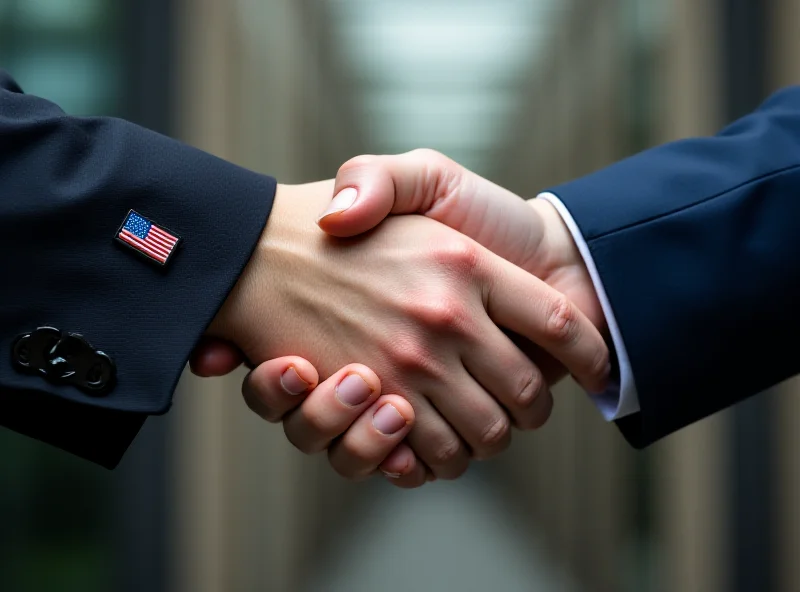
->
[12,327,116,396]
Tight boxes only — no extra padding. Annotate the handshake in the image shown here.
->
[192,150,611,488]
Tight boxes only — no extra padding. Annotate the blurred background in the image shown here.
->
[1,0,799,590]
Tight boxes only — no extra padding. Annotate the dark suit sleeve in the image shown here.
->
[0,70,276,467]
[549,86,800,447]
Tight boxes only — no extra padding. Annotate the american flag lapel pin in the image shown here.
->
[115,210,182,267]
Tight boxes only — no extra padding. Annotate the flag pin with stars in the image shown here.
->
[115,210,182,267]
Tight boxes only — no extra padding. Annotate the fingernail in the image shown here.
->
[382,470,402,479]
[318,187,358,221]
[335,373,372,406]
[372,403,406,435]
[280,366,309,395]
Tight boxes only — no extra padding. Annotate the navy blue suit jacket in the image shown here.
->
[0,71,276,467]
[552,87,800,447]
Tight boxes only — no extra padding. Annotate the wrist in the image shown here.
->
[207,181,334,349]
[527,196,607,335]
[206,183,295,345]
[526,197,583,274]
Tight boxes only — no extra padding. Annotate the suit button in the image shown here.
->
[11,327,116,396]
[12,326,61,370]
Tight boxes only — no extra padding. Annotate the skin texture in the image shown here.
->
[196,152,607,487]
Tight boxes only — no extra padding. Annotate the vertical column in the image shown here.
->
[575,5,630,590]
[766,3,800,591]
[170,2,366,591]
[655,1,728,591]
[494,2,630,588]
[547,7,582,566]
[170,0,244,590]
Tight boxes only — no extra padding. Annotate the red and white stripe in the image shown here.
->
[119,225,178,263]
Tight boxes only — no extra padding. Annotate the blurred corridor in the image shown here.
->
[2,0,800,591]
[303,472,581,592]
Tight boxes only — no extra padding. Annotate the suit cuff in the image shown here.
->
[0,387,145,468]
[536,192,640,420]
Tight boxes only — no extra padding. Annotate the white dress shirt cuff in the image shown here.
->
[536,192,640,420]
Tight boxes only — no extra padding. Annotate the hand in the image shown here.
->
[191,339,419,480]
[317,149,604,336]
[196,150,604,380]
[201,180,610,482]
[220,150,608,487]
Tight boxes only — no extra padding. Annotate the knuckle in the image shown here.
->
[589,345,611,386]
[408,147,444,160]
[337,154,376,175]
[298,405,334,440]
[386,334,437,374]
[338,437,376,467]
[513,367,543,409]
[478,415,511,452]
[408,148,451,172]
[432,238,480,275]
[431,437,463,466]
[408,148,455,175]
[407,149,465,211]
[409,297,471,333]
[545,294,579,344]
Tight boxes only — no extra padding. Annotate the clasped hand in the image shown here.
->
[193,150,609,488]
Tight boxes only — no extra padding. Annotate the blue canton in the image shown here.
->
[123,212,152,239]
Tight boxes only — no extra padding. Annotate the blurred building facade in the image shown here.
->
[2,1,800,591]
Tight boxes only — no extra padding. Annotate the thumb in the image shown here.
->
[317,149,470,237]
[189,337,247,377]
[316,151,542,272]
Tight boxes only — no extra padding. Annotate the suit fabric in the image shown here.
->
[552,87,800,447]
[0,70,276,467]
